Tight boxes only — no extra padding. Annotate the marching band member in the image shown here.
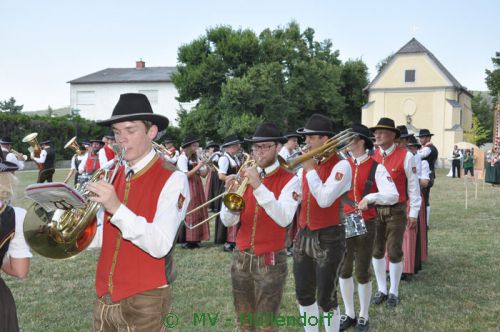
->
[0,159,32,332]
[162,137,179,165]
[279,132,302,160]
[415,129,438,228]
[203,141,222,211]
[370,118,421,307]
[215,134,243,251]
[87,93,189,331]
[293,114,352,332]
[221,123,299,332]
[339,124,398,332]
[63,143,87,186]
[0,137,25,171]
[98,134,117,170]
[177,134,209,249]
[32,139,56,183]
[79,139,105,178]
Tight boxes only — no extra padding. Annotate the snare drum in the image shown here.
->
[343,212,367,239]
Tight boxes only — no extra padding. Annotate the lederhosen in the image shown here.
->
[421,145,438,207]
[73,155,82,186]
[0,206,20,332]
[214,153,239,244]
[37,147,55,183]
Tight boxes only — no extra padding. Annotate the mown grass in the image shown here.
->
[3,169,500,331]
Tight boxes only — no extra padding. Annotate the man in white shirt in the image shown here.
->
[279,132,302,161]
[0,137,25,171]
[221,122,300,332]
[32,139,56,183]
[86,93,190,331]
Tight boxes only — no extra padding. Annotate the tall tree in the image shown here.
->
[172,22,369,141]
[485,52,500,98]
[0,97,23,114]
[376,53,394,74]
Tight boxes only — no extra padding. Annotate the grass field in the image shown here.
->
[3,169,500,331]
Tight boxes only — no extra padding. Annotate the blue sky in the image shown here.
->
[0,0,497,111]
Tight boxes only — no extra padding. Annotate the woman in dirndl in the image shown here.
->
[177,134,210,249]
[0,159,32,332]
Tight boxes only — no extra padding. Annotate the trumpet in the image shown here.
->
[64,136,85,156]
[201,151,221,173]
[279,129,357,171]
[184,158,256,230]
[10,149,28,161]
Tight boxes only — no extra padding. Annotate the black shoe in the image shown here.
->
[355,317,369,332]
[387,293,399,307]
[286,248,293,257]
[223,243,234,252]
[371,291,387,305]
[339,314,357,331]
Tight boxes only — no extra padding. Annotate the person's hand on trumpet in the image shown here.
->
[224,174,238,192]
[241,164,261,189]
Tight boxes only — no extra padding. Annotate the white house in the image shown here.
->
[68,61,193,125]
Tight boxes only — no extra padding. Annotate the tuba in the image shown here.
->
[22,132,42,158]
[64,136,85,156]
[23,148,125,259]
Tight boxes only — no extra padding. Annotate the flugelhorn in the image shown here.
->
[184,157,256,230]
[22,132,42,158]
[64,136,85,156]
[279,129,356,171]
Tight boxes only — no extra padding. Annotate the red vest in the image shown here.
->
[85,152,100,173]
[299,154,343,230]
[373,146,407,202]
[237,166,295,255]
[104,145,115,161]
[96,155,174,301]
[344,157,378,221]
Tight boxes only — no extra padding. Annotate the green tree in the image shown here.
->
[0,97,24,113]
[485,52,500,98]
[464,115,490,145]
[172,22,369,141]
[471,93,493,146]
[376,53,394,74]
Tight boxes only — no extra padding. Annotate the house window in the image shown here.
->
[138,90,159,104]
[76,91,95,105]
[405,70,416,83]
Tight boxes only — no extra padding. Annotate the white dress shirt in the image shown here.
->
[420,160,431,181]
[96,149,190,259]
[417,146,431,159]
[218,152,238,175]
[299,157,352,208]
[4,207,32,262]
[351,153,399,206]
[221,160,300,228]
[2,148,24,171]
[78,151,104,173]
[164,150,179,164]
[33,149,47,164]
[278,146,291,160]
[378,144,422,218]
[98,147,115,170]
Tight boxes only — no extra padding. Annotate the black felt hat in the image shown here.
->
[284,132,302,139]
[245,123,287,144]
[206,140,220,149]
[97,93,169,131]
[163,137,175,144]
[296,114,334,136]
[369,117,401,138]
[40,140,52,145]
[221,134,243,148]
[0,137,13,144]
[406,135,421,147]
[90,139,105,145]
[415,129,434,137]
[350,123,374,150]
[181,134,200,149]
[397,125,412,139]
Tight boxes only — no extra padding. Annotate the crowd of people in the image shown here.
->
[1,92,442,332]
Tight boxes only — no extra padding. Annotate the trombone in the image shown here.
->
[184,158,256,230]
[278,129,357,171]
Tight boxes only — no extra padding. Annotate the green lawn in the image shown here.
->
[4,169,500,331]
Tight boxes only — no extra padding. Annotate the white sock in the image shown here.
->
[339,277,355,318]
[389,262,403,296]
[323,306,340,332]
[426,206,431,227]
[299,302,319,332]
[358,281,372,320]
[372,257,387,294]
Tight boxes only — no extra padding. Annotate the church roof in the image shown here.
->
[366,38,472,97]
[68,66,177,84]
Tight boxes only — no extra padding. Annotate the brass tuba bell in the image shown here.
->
[64,136,85,156]
[22,132,42,158]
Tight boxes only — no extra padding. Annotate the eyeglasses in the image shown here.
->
[251,144,276,152]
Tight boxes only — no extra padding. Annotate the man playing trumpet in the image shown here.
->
[0,137,25,171]
[221,123,300,332]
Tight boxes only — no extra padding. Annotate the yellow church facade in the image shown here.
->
[362,38,473,166]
